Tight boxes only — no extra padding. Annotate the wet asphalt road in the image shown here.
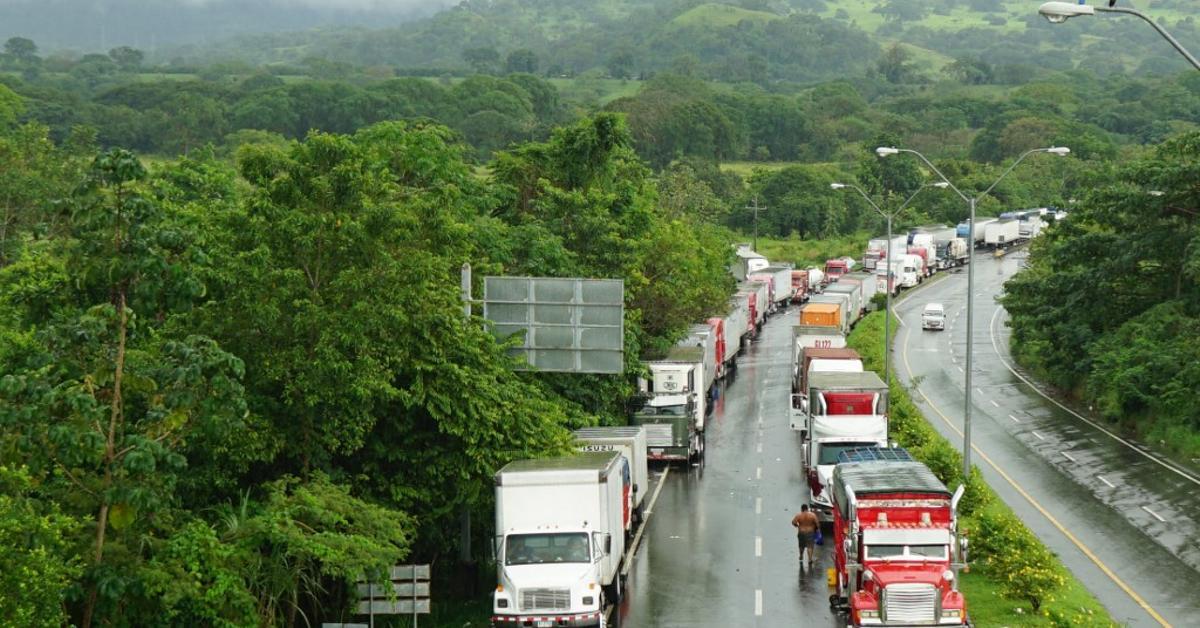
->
[894,250,1200,627]
[619,308,842,627]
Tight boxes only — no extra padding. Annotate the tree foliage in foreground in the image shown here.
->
[0,113,738,623]
[1003,132,1200,451]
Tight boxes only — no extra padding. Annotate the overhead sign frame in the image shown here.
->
[483,277,624,374]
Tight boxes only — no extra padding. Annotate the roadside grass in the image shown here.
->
[719,160,800,177]
[739,232,870,269]
[847,310,1117,627]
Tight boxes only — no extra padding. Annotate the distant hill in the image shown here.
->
[159,0,1198,79]
[0,0,451,54]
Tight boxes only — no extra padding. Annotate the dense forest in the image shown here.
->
[4,0,1200,623]
[1002,132,1200,461]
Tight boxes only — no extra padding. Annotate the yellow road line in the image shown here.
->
[898,321,1171,628]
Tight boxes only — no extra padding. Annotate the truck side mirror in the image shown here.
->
[604,534,613,555]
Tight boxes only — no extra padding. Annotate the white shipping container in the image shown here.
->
[574,427,649,514]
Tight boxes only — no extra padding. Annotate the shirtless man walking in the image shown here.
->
[791,504,820,565]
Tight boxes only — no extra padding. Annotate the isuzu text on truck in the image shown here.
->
[492,452,631,627]
[831,448,970,628]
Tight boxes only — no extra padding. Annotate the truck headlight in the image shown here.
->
[941,609,961,619]
[583,596,594,606]
[860,610,879,618]
[497,598,508,608]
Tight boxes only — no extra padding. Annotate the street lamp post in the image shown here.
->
[875,146,1071,481]
[830,181,948,397]
[1038,1,1200,71]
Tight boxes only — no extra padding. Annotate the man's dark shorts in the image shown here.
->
[797,531,815,552]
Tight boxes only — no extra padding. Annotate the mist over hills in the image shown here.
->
[0,0,454,53]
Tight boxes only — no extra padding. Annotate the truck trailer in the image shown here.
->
[749,265,795,312]
[492,452,631,627]
[984,218,1020,249]
[573,427,648,524]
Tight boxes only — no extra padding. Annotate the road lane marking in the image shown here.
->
[989,399,1000,408]
[756,467,762,480]
[1009,414,1021,423]
[899,326,1171,628]
[755,536,762,557]
[976,387,984,395]
[757,442,762,453]
[1032,431,1045,440]
[621,465,670,577]
[988,305,1200,487]
[1098,476,1115,488]
[957,366,964,373]
[1141,506,1166,523]
[755,589,763,616]
[1061,451,1077,463]
[756,497,761,514]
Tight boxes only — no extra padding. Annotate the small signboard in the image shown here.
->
[483,277,625,374]
[355,564,431,627]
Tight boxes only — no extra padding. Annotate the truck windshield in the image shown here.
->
[818,443,878,465]
[505,533,590,566]
[866,544,948,560]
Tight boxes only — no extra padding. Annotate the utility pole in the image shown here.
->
[746,196,767,251]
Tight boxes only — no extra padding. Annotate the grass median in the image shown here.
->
[847,310,1116,627]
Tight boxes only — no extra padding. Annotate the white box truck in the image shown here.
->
[492,452,630,626]
[984,218,1020,249]
[574,426,649,524]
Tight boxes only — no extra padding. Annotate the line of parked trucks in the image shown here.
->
[851,208,1061,297]
[492,244,812,627]
[490,235,995,627]
[789,265,971,627]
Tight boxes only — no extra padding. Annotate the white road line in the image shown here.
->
[1098,476,1115,488]
[756,467,762,480]
[1061,451,1077,463]
[755,589,763,616]
[622,465,670,577]
[1141,506,1167,523]
[757,443,762,453]
[755,497,762,515]
[755,536,762,557]
[975,387,985,395]
[1009,414,1021,423]
[988,305,1200,487]
[989,399,1000,408]
[957,366,964,373]
[1032,431,1045,441]
[950,356,956,363]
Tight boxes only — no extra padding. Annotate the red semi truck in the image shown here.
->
[831,448,970,628]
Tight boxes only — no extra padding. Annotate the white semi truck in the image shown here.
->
[492,452,630,627]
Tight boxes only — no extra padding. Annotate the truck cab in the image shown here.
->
[831,448,970,628]
[632,350,707,463]
[492,453,629,628]
[825,258,851,283]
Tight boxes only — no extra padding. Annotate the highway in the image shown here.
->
[894,250,1200,627]
[618,307,842,627]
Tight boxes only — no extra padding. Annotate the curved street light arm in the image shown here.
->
[978,147,1049,202]
[895,149,972,205]
[842,183,887,219]
[1098,6,1200,72]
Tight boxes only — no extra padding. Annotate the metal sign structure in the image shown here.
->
[355,564,431,628]
[483,277,624,374]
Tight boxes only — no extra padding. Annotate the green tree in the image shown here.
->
[463,46,500,74]
[108,46,144,70]
[3,36,38,63]
[607,49,636,79]
[505,48,539,74]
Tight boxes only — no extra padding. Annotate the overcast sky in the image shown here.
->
[0,0,457,52]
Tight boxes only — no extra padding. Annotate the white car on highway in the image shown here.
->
[922,303,945,331]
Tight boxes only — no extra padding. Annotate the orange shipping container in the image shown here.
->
[800,302,841,328]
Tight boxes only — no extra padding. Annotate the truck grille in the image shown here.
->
[520,588,570,611]
[883,583,936,623]
[644,423,674,447]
